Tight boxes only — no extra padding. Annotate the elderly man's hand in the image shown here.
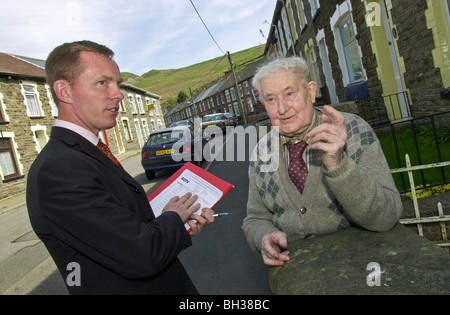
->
[261,231,290,266]
[307,105,348,171]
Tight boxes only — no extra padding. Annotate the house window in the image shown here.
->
[128,94,137,114]
[225,90,231,102]
[153,99,159,115]
[23,84,42,117]
[136,95,145,114]
[230,88,236,101]
[233,102,240,116]
[339,16,364,82]
[0,138,19,180]
[141,119,150,139]
[121,119,132,141]
[151,119,156,131]
[119,99,126,112]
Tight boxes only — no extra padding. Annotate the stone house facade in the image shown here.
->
[0,53,165,199]
[265,0,449,124]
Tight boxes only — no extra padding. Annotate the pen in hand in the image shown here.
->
[213,212,231,217]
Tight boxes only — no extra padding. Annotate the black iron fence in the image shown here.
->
[356,91,412,126]
[373,111,450,194]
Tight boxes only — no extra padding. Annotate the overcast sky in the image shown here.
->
[0,0,276,75]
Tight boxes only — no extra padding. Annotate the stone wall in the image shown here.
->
[390,0,448,117]
[0,77,53,200]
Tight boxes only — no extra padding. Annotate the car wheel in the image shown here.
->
[145,170,155,180]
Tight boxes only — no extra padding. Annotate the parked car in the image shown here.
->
[170,120,194,129]
[141,126,206,179]
[223,112,237,127]
[201,113,228,138]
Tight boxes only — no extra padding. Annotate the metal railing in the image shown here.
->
[391,154,450,252]
[374,111,450,194]
[356,91,412,126]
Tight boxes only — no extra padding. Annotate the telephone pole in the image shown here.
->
[227,51,247,124]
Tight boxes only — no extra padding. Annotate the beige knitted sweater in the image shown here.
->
[243,111,403,252]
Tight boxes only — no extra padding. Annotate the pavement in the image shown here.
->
[0,192,26,217]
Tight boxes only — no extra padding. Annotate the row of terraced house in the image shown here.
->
[164,0,449,129]
[0,53,165,199]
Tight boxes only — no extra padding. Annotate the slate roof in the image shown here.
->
[0,52,46,79]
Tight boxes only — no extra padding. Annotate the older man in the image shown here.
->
[243,57,402,266]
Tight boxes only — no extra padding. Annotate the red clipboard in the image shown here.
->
[147,162,234,231]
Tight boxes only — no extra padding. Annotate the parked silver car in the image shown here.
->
[201,113,228,138]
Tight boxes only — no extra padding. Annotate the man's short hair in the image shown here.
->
[45,40,115,104]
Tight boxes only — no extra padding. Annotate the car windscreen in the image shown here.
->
[202,115,222,122]
[145,129,186,147]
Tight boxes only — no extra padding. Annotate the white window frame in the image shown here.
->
[136,95,145,114]
[121,118,132,141]
[128,94,137,114]
[141,118,150,139]
[150,119,156,131]
[21,81,44,117]
[331,2,366,86]
[0,133,22,180]
[230,87,236,101]
[225,90,231,102]
[153,99,159,115]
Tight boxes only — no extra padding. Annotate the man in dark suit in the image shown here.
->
[26,41,214,294]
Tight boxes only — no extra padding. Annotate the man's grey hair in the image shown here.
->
[252,56,311,92]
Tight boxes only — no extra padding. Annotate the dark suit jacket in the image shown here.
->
[27,127,198,295]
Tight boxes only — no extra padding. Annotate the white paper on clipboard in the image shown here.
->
[150,168,223,218]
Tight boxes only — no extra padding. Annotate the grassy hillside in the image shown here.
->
[125,45,265,110]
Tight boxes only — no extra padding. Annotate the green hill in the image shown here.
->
[124,45,265,110]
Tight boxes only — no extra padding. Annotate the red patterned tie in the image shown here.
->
[286,140,308,194]
[97,140,123,168]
